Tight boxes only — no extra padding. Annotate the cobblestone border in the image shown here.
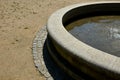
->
[32,26,53,80]
[32,26,74,80]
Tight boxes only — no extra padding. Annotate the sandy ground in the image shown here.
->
[0,0,115,80]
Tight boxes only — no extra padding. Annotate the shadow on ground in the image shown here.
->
[43,40,74,80]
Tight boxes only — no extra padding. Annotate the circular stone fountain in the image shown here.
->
[46,1,120,80]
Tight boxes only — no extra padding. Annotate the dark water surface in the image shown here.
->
[66,16,120,57]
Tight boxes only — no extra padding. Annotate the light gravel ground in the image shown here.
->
[0,0,115,80]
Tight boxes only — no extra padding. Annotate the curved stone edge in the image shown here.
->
[32,26,53,80]
[47,2,120,79]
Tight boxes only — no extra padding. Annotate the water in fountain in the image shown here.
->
[66,16,120,57]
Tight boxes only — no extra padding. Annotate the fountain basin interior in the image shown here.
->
[66,16,120,57]
[47,1,120,80]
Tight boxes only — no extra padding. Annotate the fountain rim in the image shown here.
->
[47,1,120,74]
